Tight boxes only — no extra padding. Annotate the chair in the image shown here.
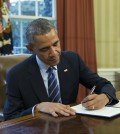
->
[0,54,30,121]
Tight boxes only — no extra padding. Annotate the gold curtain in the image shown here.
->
[94,0,120,68]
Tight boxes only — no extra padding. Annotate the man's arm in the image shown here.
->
[76,54,119,109]
[3,66,76,120]
[3,68,33,120]
[3,93,33,121]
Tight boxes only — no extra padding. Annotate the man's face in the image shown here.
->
[29,29,61,66]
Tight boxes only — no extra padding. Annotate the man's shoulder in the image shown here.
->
[60,51,82,66]
[7,54,36,75]
[61,51,81,61]
[61,51,78,57]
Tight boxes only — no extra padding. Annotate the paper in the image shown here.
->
[71,104,120,118]
[112,100,120,108]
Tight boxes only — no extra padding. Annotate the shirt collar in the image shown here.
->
[36,55,57,72]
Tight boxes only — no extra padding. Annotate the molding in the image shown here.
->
[97,68,120,91]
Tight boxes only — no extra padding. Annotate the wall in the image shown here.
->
[97,68,120,91]
[94,0,120,68]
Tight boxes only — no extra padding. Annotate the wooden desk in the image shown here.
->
[0,113,120,134]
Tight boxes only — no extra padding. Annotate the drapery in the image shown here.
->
[0,0,13,55]
[57,0,97,102]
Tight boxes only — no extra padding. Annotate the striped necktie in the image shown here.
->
[47,67,62,103]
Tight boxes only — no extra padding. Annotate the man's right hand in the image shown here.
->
[36,102,76,117]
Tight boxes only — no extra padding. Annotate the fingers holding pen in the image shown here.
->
[81,94,97,110]
[81,93,108,110]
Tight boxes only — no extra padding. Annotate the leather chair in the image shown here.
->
[0,54,30,121]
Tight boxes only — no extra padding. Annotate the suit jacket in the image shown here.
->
[3,51,118,120]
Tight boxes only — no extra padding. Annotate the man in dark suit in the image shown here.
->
[3,18,118,120]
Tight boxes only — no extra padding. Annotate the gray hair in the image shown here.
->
[26,18,56,44]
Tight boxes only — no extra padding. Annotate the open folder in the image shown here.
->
[71,101,120,118]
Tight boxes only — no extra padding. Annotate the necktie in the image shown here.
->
[47,67,62,103]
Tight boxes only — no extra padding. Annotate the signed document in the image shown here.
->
[71,103,120,118]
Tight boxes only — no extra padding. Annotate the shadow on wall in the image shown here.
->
[115,72,120,99]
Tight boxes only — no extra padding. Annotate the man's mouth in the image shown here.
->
[49,58,57,62]
[48,56,60,63]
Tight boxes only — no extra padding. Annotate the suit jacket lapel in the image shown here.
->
[57,55,71,102]
[28,56,49,102]
[27,54,72,103]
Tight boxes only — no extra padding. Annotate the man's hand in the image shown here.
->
[36,102,76,117]
[81,93,109,110]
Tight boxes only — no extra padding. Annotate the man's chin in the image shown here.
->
[49,60,60,66]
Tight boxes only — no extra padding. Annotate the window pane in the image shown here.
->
[23,48,31,54]
[13,48,22,54]
[21,1,35,16]
[10,19,21,47]
[22,20,33,46]
[11,19,56,54]
[51,20,56,27]
[10,0,56,54]
[10,0,19,15]
[38,0,52,17]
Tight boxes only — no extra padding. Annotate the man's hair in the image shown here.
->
[26,18,55,44]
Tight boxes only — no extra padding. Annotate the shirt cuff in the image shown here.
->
[32,104,38,117]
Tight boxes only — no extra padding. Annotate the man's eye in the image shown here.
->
[39,48,49,52]
[53,44,57,47]
[53,42,59,47]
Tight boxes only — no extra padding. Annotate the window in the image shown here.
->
[10,0,56,54]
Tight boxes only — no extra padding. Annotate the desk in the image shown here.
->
[0,113,120,134]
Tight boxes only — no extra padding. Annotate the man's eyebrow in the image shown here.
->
[39,46,50,51]
[39,40,59,51]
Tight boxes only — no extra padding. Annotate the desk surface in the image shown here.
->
[0,113,120,134]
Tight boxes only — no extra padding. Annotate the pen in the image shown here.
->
[81,85,96,104]
[89,85,96,95]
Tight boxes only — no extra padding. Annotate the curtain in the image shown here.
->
[57,0,97,103]
[0,0,13,55]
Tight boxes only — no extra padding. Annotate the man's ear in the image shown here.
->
[26,44,34,52]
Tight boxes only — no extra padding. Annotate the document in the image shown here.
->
[111,100,120,108]
[71,102,120,118]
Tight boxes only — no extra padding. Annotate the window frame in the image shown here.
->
[9,0,56,54]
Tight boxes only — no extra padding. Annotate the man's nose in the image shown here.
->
[49,47,56,56]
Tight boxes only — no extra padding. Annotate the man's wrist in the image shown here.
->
[105,93,113,105]
[32,104,39,117]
